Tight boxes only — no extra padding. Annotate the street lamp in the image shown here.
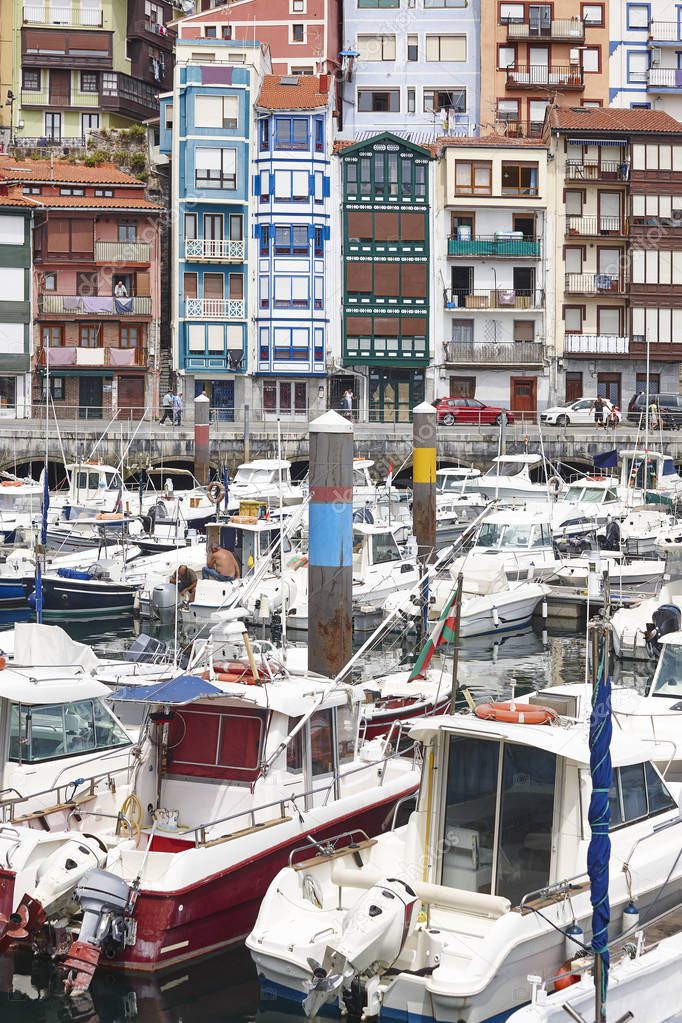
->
[5,91,15,147]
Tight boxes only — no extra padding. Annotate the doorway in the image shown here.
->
[565,372,583,403]
[597,373,621,407]
[117,375,145,420]
[211,380,234,422]
[79,376,104,419]
[49,69,69,105]
[510,376,537,418]
[450,266,473,305]
[369,368,424,423]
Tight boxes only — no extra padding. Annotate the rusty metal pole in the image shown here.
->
[412,401,437,563]
[193,392,210,486]
[308,409,353,678]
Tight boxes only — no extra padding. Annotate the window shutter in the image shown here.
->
[188,324,205,351]
[441,35,466,60]
[207,324,224,351]
[195,94,223,127]
[195,147,221,170]
[425,36,439,60]
[136,270,151,296]
[292,278,308,302]
[402,263,427,297]
[322,175,330,197]
[253,175,261,197]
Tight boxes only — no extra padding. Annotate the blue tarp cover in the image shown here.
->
[663,458,676,476]
[593,449,618,470]
[111,674,224,705]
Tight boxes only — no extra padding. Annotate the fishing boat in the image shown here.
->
[23,561,140,619]
[247,702,682,1022]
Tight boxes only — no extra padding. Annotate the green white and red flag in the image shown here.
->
[407,581,461,682]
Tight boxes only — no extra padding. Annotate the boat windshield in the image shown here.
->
[234,468,275,485]
[437,475,474,494]
[8,699,130,763]
[441,735,556,906]
[476,522,549,549]
[484,461,525,478]
[650,644,682,698]
[372,533,401,564]
[562,485,609,504]
[105,472,123,490]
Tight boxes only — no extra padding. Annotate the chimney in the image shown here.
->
[319,73,329,94]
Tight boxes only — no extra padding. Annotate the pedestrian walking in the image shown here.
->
[159,389,173,425]
[591,394,606,429]
[173,390,183,426]
[649,399,660,431]
[342,389,354,420]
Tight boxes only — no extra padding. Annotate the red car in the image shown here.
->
[435,397,515,427]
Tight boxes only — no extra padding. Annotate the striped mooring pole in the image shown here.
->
[412,401,437,564]
[194,392,210,486]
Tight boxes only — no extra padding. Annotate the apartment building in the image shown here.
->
[9,0,175,146]
[335,133,431,420]
[161,38,271,419]
[610,5,682,117]
[479,0,610,138]
[434,134,550,415]
[341,1,480,137]
[0,157,162,419]
[253,74,334,419]
[549,105,682,408]
[180,0,341,77]
[0,191,35,417]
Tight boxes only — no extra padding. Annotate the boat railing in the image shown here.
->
[622,813,682,873]
[288,828,371,868]
[519,871,590,914]
[0,763,132,824]
[66,806,135,839]
[389,791,419,831]
[0,825,22,868]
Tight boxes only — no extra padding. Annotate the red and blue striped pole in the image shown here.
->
[308,409,353,678]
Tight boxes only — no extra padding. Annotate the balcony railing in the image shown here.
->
[95,241,151,264]
[649,21,682,42]
[506,65,584,89]
[39,295,152,315]
[647,67,682,91]
[448,235,541,257]
[12,136,87,150]
[564,273,626,295]
[566,215,629,237]
[563,334,630,356]
[185,298,246,319]
[444,288,543,309]
[43,346,144,368]
[184,239,246,262]
[505,17,584,41]
[444,341,544,365]
[23,3,103,26]
[21,89,100,107]
[491,119,545,139]
[101,72,159,119]
[565,160,630,181]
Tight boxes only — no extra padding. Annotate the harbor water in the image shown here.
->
[0,610,662,1023]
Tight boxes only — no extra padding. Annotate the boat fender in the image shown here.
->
[207,482,225,505]
[622,900,639,935]
[492,606,500,628]
[563,921,584,960]
[554,961,580,991]
[474,701,558,725]
[548,475,562,498]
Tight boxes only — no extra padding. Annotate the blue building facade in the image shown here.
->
[252,75,334,418]
[161,39,268,418]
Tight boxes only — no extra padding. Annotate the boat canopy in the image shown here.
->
[11,623,100,671]
[112,674,224,706]
[0,667,110,705]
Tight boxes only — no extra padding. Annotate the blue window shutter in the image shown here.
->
[322,176,330,198]
[254,224,261,239]
[254,173,261,197]
[307,225,315,242]
[324,226,330,240]
[309,173,315,195]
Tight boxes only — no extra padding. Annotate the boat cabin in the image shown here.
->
[473,510,553,554]
[353,459,376,493]
[647,632,682,700]
[559,478,620,506]
[207,519,291,578]
[619,450,681,494]
[232,460,293,491]
[352,524,402,578]
[436,468,481,494]
[482,454,545,482]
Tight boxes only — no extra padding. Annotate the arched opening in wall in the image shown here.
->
[2,459,69,491]
[554,458,596,482]
[289,460,309,483]
[124,458,198,492]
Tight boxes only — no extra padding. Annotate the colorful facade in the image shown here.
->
[253,74,334,419]
[0,193,34,417]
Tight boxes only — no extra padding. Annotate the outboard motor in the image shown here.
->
[353,506,374,525]
[645,604,682,657]
[125,633,169,663]
[304,878,418,1018]
[151,582,179,624]
[62,869,135,995]
[600,519,621,552]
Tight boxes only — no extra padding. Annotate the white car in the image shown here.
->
[541,397,621,427]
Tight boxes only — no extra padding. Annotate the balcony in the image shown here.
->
[22,28,113,69]
[343,336,429,364]
[101,72,159,120]
[563,334,629,356]
[630,336,682,361]
[39,295,152,315]
[43,346,144,368]
[647,67,682,92]
[444,288,544,310]
[23,4,103,26]
[184,239,246,262]
[491,119,545,139]
[564,273,626,296]
[566,216,629,238]
[95,241,151,264]
[184,298,246,319]
[127,15,175,46]
[505,17,584,41]
[20,88,99,107]
[443,341,544,365]
[448,235,541,258]
[649,21,682,44]
[565,160,630,182]
[506,65,584,90]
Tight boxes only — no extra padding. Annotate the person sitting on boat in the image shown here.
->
[170,564,197,602]
[202,545,241,582]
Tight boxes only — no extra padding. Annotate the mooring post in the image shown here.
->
[412,402,437,564]
[308,409,353,678]
[193,392,210,486]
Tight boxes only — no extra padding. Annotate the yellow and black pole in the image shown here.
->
[413,402,437,642]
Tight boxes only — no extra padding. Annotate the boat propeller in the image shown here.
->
[303,956,346,1017]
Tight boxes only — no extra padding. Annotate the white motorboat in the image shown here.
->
[611,579,682,660]
[550,476,623,541]
[553,552,665,592]
[247,706,682,1022]
[0,644,419,985]
[226,459,303,509]
[468,508,561,580]
[470,454,563,503]
[436,469,488,546]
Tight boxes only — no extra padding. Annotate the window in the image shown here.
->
[22,69,40,91]
[425,35,466,61]
[145,0,163,24]
[314,226,323,257]
[275,225,309,256]
[292,0,305,9]
[424,88,466,113]
[564,306,583,332]
[260,224,269,256]
[229,214,243,240]
[23,186,41,195]
[80,71,98,92]
[292,65,315,75]
[357,89,400,113]
[195,148,237,189]
[314,119,323,151]
[183,272,198,299]
[185,213,197,240]
[581,3,604,25]
[274,277,308,308]
[514,320,535,342]
[259,276,269,309]
[82,112,99,136]
[118,222,137,243]
[407,35,418,61]
[274,169,309,201]
[451,320,474,343]
[581,47,600,73]
[274,117,309,149]
[260,119,270,151]
[204,272,224,299]
[357,0,399,7]
[195,94,239,129]
[43,272,56,291]
[407,88,415,113]
[165,707,265,783]
[498,46,515,69]
[607,762,676,831]
[291,23,305,41]
[357,34,396,61]
[565,247,583,273]
[424,0,467,6]
[8,700,129,763]
[229,273,243,300]
[500,1,524,20]
[222,25,232,38]
[94,188,113,197]
[529,100,548,129]
[43,375,65,400]
[626,3,649,29]
[627,50,649,82]
[59,187,85,196]
[42,325,64,347]
[79,324,100,347]
[204,25,217,37]
[565,190,583,215]
[204,213,223,241]
[501,162,538,196]
[164,103,173,131]
[120,325,140,348]
[310,710,334,775]
[454,161,492,195]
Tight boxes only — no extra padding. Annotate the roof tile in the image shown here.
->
[0,157,146,187]
[549,105,682,134]
[256,74,330,110]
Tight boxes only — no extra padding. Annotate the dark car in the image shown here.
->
[435,397,515,427]
[627,392,682,429]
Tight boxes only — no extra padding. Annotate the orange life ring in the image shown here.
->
[474,701,557,725]
[202,660,259,684]
[1,481,22,487]
[0,656,6,670]
[207,482,225,505]
[553,961,580,991]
